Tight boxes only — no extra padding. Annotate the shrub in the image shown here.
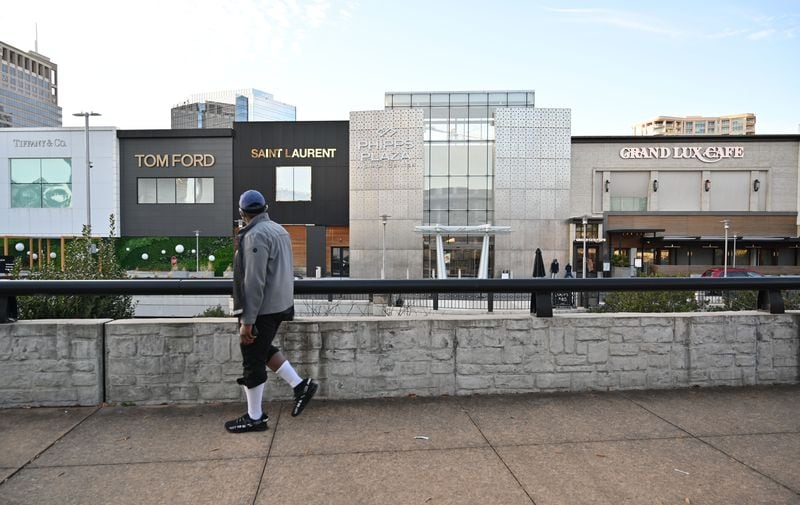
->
[590,272,698,313]
[13,216,135,319]
[593,289,699,313]
[198,305,228,317]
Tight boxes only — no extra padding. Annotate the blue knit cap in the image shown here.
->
[238,189,267,213]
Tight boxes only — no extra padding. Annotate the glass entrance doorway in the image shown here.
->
[573,244,600,277]
[331,247,349,277]
[423,235,494,278]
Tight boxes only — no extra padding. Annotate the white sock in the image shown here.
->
[276,361,303,388]
[244,383,264,420]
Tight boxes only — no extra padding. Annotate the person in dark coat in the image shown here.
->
[550,259,560,278]
[564,263,573,278]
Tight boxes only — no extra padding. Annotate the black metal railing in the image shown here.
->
[1,277,799,321]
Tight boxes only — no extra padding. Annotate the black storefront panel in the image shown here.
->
[233,121,349,226]
[118,130,233,236]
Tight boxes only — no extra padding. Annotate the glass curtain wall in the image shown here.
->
[386,91,534,277]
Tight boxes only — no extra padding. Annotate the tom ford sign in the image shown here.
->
[619,146,744,163]
[134,153,215,167]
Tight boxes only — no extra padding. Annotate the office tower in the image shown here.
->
[0,41,61,127]
[634,114,756,136]
[171,89,295,128]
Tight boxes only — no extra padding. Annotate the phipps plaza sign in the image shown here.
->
[357,128,414,161]
[619,146,744,163]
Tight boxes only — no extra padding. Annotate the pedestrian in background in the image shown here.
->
[550,258,560,278]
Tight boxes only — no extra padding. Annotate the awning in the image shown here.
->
[606,228,666,234]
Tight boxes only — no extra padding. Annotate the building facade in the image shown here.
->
[634,114,756,136]
[0,41,61,128]
[171,89,295,129]
[570,135,800,276]
[383,91,573,280]
[233,121,350,277]
[117,129,233,237]
[0,127,119,249]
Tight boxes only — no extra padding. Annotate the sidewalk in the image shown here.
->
[1,385,799,505]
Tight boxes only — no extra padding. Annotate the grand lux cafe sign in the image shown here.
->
[619,145,744,163]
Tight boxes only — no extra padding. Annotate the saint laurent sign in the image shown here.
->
[250,148,337,159]
[619,146,744,163]
[134,154,216,167]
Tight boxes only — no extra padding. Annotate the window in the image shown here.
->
[137,177,214,204]
[276,166,311,201]
[10,158,71,208]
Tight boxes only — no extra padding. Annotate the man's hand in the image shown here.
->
[239,323,255,345]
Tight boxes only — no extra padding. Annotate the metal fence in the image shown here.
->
[2,277,799,322]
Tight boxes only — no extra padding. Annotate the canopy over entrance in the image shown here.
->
[415,225,512,279]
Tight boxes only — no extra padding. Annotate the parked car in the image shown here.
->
[701,267,764,278]
[696,268,764,305]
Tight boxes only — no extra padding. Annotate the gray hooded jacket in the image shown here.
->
[232,212,294,324]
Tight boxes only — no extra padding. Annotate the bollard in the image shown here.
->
[0,295,18,323]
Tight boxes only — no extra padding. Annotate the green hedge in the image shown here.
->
[116,236,234,276]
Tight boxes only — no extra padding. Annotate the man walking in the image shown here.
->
[226,189,318,433]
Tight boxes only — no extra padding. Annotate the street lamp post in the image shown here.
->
[72,112,101,233]
[721,219,730,277]
[380,215,390,279]
[581,216,588,279]
[733,232,737,269]
[194,230,200,272]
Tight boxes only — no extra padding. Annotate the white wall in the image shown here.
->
[0,127,119,237]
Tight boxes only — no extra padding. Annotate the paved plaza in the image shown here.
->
[1,385,799,504]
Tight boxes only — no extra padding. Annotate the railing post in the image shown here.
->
[487,292,493,313]
[433,293,438,311]
[757,289,785,314]
[535,291,553,317]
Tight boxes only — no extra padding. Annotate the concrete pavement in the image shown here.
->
[1,385,799,504]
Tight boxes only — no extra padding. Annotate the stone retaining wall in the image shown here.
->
[0,320,108,407]
[2,313,798,406]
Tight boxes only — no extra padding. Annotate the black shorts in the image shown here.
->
[237,306,294,388]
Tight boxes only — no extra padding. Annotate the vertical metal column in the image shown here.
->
[436,233,447,279]
[477,233,490,279]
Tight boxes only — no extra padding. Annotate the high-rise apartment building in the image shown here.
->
[0,41,61,127]
[634,113,755,136]
[171,89,295,128]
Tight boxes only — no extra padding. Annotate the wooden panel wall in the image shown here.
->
[607,214,797,236]
[284,225,307,273]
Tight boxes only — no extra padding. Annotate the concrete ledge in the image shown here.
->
[2,312,798,406]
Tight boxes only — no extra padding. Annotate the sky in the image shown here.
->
[5,0,800,134]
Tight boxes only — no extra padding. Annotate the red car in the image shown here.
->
[701,267,764,278]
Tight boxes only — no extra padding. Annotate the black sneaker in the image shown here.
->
[292,379,318,417]
[224,413,268,433]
